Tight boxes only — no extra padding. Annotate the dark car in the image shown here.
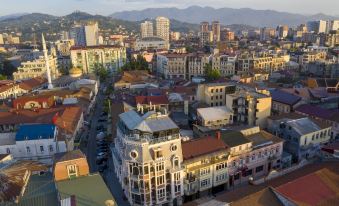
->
[98,164,108,172]
[98,119,107,123]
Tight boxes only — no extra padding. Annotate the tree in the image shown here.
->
[0,74,7,80]
[120,55,149,71]
[0,60,17,77]
[93,63,109,81]
[204,63,221,81]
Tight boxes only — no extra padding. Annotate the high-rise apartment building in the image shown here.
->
[307,20,327,34]
[70,22,99,46]
[112,110,184,206]
[260,27,276,41]
[276,25,289,39]
[212,21,221,42]
[326,20,339,33]
[200,22,209,33]
[141,21,154,38]
[156,17,170,42]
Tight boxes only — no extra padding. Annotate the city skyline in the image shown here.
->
[1,0,339,17]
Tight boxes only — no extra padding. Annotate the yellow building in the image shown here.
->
[196,82,236,107]
[226,89,272,128]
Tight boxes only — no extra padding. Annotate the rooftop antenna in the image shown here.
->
[42,33,53,89]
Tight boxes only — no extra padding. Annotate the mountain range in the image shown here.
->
[111,6,338,27]
[0,11,200,41]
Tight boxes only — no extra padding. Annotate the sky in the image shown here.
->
[0,0,339,16]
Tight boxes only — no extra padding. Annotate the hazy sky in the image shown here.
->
[1,0,338,16]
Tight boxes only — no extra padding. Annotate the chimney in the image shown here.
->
[216,131,221,140]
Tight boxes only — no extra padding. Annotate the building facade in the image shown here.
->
[70,45,126,74]
[112,111,184,206]
[156,17,170,42]
[13,55,58,81]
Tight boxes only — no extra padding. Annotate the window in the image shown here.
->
[170,144,177,152]
[130,150,138,159]
[200,178,211,188]
[49,145,54,152]
[40,146,44,153]
[216,173,227,182]
[6,148,10,154]
[256,165,264,173]
[174,184,181,193]
[252,154,255,161]
[200,167,210,176]
[156,162,164,171]
[216,89,219,92]
[155,150,163,159]
[243,169,253,177]
[157,188,166,199]
[174,172,180,181]
[67,164,78,179]
[26,147,31,153]
[211,89,214,93]
[216,162,227,171]
[172,156,179,168]
[157,176,165,185]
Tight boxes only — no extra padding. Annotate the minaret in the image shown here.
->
[42,33,53,89]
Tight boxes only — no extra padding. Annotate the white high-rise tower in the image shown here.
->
[42,34,53,89]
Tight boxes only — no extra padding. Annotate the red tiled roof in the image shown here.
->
[275,168,339,206]
[18,77,47,91]
[135,95,169,105]
[55,106,83,134]
[182,136,228,160]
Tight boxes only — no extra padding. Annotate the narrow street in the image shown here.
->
[83,76,130,206]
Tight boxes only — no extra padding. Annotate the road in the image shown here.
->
[83,78,130,206]
[85,90,105,173]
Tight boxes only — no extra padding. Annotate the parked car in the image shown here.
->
[98,119,107,123]
[98,164,108,172]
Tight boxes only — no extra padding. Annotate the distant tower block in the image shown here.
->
[42,33,53,89]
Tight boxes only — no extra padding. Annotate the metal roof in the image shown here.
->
[119,110,178,133]
[15,124,56,141]
[286,118,321,136]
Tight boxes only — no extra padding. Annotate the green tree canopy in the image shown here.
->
[204,63,221,81]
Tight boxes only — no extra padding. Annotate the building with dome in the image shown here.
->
[69,67,83,78]
[135,37,170,51]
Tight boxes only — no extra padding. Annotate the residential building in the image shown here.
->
[13,55,59,81]
[135,37,169,51]
[267,116,331,162]
[211,54,236,77]
[197,82,236,107]
[222,127,283,187]
[0,80,27,100]
[212,21,221,42]
[260,27,276,41]
[187,53,211,79]
[270,90,302,115]
[54,150,117,205]
[295,104,339,139]
[221,29,235,41]
[276,25,288,39]
[70,22,99,46]
[55,39,75,56]
[135,95,169,113]
[70,45,126,74]
[197,106,233,128]
[182,136,229,200]
[200,22,209,33]
[307,20,327,33]
[0,124,67,163]
[157,53,188,79]
[112,110,184,205]
[141,21,154,38]
[156,17,170,42]
[226,89,272,128]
